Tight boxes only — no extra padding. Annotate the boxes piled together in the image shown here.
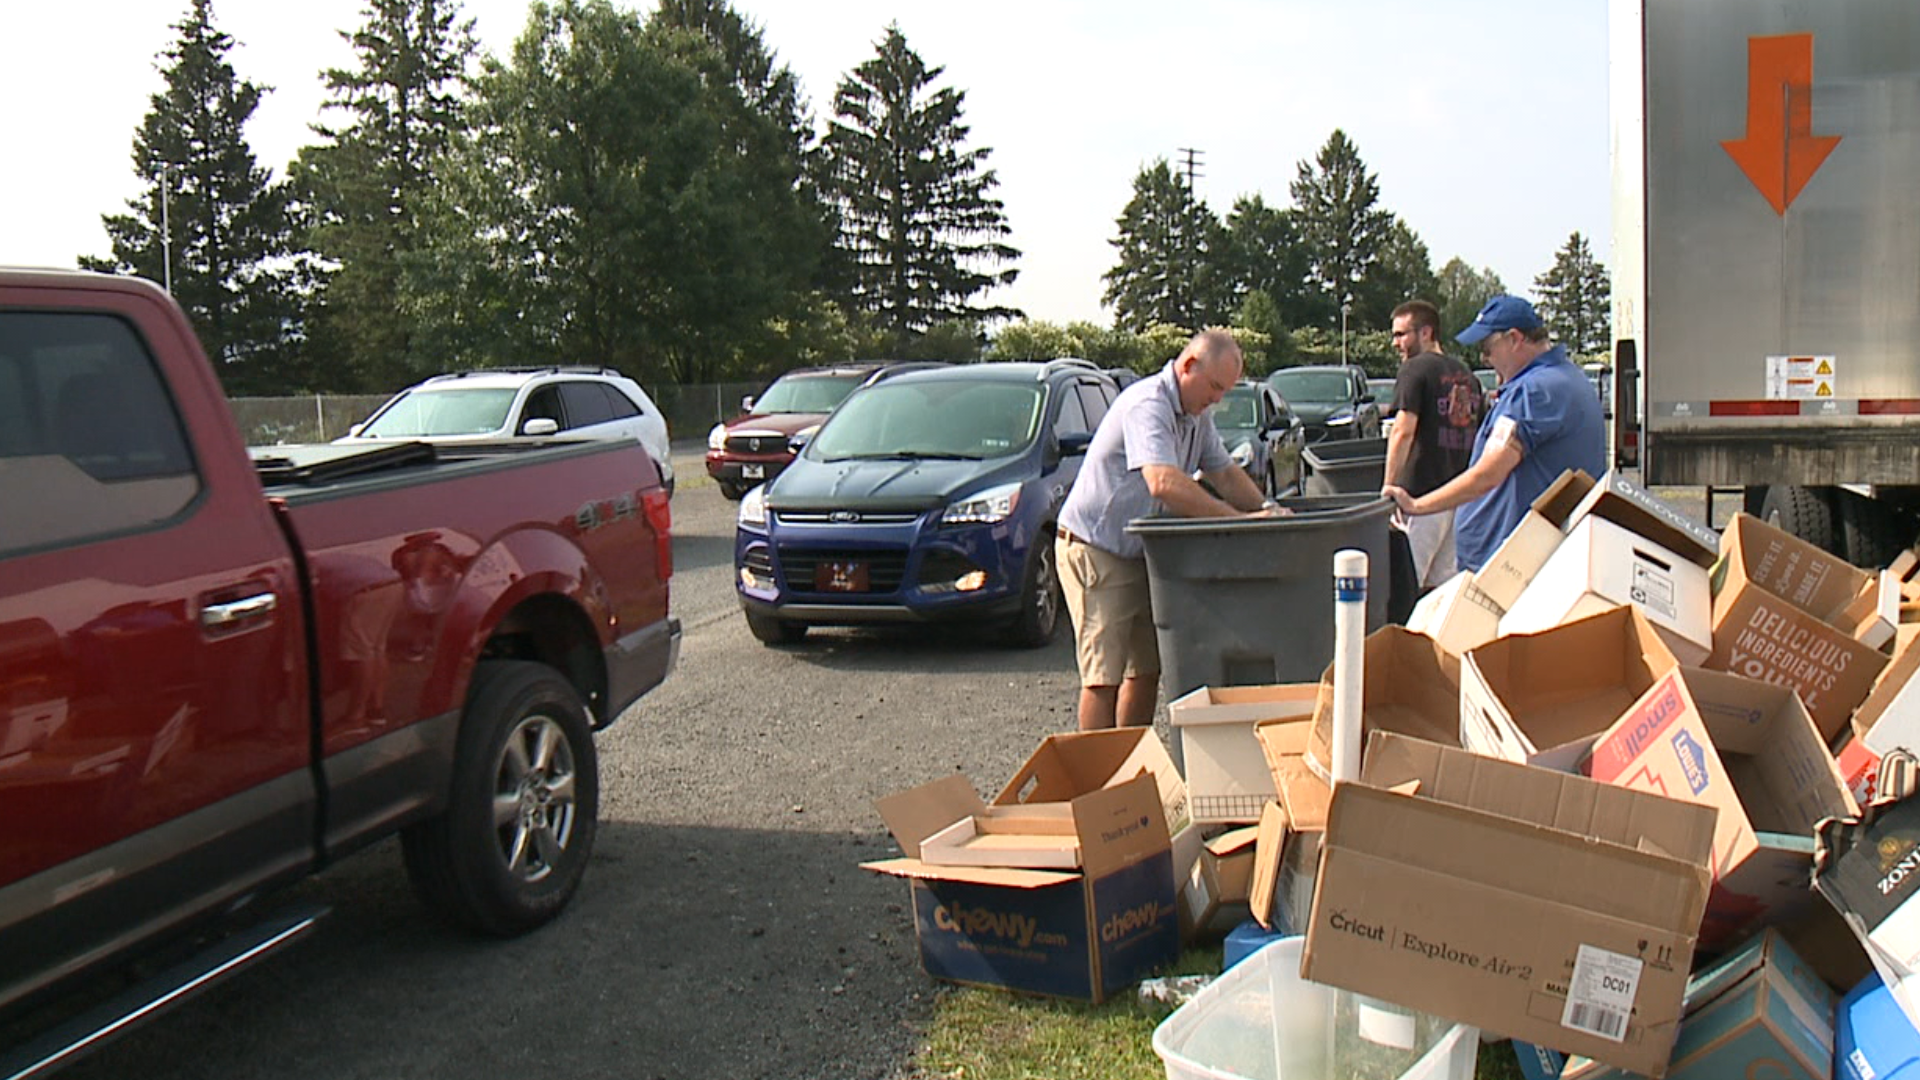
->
[864,467,1920,1079]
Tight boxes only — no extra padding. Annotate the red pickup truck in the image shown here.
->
[0,270,679,1069]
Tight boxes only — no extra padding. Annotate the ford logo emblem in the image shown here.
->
[830,510,859,523]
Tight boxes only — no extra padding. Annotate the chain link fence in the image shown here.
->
[230,383,766,446]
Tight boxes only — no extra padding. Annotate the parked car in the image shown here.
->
[1367,376,1399,438]
[1211,380,1306,498]
[337,366,674,493]
[1582,361,1614,418]
[1267,364,1382,442]
[1473,367,1501,408]
[734,359,1120,647]
[0,269,679,1062]
[705,363,898,500]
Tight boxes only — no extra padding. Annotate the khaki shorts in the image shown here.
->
[1056,533,1159,687]
[1401,508,1458,589]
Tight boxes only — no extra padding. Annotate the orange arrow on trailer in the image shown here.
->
[1720,33,1841,215]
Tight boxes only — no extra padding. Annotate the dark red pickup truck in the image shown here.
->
[0,270,679,1070]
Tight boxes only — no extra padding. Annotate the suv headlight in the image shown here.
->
[708,423,727,451]
[1326,411,1355,426]
[1230,441,1255,468]
[738,484,769,528]
[942,481,1021,526]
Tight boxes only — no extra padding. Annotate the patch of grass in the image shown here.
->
[910,943,1533,1080]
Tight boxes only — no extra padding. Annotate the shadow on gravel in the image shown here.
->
[672,529,736,574]
[42,823,932,1080]
[774,625,1077,677]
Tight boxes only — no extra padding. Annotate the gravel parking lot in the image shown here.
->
[27,450,1733,1079]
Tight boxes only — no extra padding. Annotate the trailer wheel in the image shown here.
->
[402,660,599,936]
[1838,489,1912,569]
[1760,485,1840,557]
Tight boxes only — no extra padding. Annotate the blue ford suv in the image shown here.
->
[734,359,1120,646]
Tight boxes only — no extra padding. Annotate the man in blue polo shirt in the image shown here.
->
[1383,295,1604,572]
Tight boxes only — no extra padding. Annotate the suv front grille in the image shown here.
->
[742,546,774,577]
[776,510,921,525]
[777,547,909,593]
[726,434,790,455]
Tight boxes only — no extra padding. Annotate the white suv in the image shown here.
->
[339,367,674,492]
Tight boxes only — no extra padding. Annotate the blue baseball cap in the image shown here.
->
[1456,295,1544,345]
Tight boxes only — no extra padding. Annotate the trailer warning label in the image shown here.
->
[1766,355,1836,400]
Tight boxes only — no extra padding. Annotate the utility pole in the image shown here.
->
[1177,148,1204,326]
[159,164,175,294]
[1176,147,1204,191]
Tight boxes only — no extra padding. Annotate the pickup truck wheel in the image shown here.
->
[1761,485,1841,557]
[402,660,599,936]
[745,608,807,645]
[1005,538,1062,648]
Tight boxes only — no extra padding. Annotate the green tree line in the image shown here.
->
[85,0,1605,396]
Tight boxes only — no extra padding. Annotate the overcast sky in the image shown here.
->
[6,0,1609,329]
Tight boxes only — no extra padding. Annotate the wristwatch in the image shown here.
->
[1260,498,1280,511]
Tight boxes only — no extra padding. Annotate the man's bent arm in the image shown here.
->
[1407,438,1523,516]
[1142,463,1249,518]
[1383,410,1417,489]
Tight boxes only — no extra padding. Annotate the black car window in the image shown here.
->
[812,380,1043,460]
[0,311,201,557]
[600,383,642,419]
[560,382,617,427]
[521,385,564,432]
[1270,370,1352,403]
[1053,384,1089,438]
[1075,382,1110,429]
[1214,388,1261,432]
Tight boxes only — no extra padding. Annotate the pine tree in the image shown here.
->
[821,24,1020,343]
[1288,130,1393,332]
[1101,160,1229,332]
[292,0,478,392]
[81,0,302,394]
[1353,218,1439,331]
[1534,231,1611,354]
[1436,258,1506,346]
[1220,194,1314,331]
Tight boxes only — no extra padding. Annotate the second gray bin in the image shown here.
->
[1301,436,1388,496]
[1127,494,1392,702]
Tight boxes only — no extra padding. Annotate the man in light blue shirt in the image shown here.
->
[1383,295,1605,571]
[1056,329,1277,731]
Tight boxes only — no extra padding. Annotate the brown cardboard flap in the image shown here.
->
[1256,718,1331,830]
[1247,799,1289,928]
[1720,513,1874,623]
[1533,468,1600,524]
[859,857,1080,889]
[1567,470,1721,568]
[1070,773,1173,877]
[1204,824,1260,858]
[993,727,1190,835]
[874,773,987,859]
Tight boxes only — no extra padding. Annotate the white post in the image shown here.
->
[315,396,326,442]
[1330,548,1368,785]
[159,165,173,294]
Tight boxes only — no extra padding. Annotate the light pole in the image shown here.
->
[159,164,175,294]
[1340,301,1350,365]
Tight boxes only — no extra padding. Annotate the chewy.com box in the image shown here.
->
[1584,668,1857,951]
[864,772,1179,1003]
[1708,513,1890,741]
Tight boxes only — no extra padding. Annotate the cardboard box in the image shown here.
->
[1243,799,1290,931]
[1707,513,1890,740]
[994,726,1202,903]
[1254,718,1330,832]
[1301,732,1716,1076]
[864,772,1179,1002]
[1584,667,1857,950]
[1180,824,1259,934]
[1499,515,1713,666]
[920,804,1081,870]
[1305,625,1462,781]
[1563,469,1723,570]
[1858,635,1920,759]
[1167,683,1314,824]
[1475,469,1598,610]
[1814,797,1920,988]
[1461,605,1680,772]
[1561,929,1836,1080]
[1407,570,1505,658]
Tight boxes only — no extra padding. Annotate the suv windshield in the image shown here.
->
[811,380,1044,462]
[361,387,518,437]
[1213,388,1261,432]
[754,373,866,414]
[1270,370,1351,404]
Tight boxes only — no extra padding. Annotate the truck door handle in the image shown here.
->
[201,592,278,629]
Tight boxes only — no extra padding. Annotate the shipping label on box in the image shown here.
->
[1709,514,1889,740]
[1499,515,1713,666]
[1475,469,1599,610]
[1302,732,1715,1077]
[1561,929,1836,1080]
[1585,668,1856,951]
[1461,605,1679,772]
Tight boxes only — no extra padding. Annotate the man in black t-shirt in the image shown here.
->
[1383,300,1483,587]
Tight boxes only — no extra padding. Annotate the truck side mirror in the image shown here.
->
[522,418,560,437]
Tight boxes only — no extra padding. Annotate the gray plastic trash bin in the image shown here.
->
[1301,436,1388,496]
[1127,494,1392,702]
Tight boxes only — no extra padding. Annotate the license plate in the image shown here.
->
[814,560,870,592]
[742,463,765,480]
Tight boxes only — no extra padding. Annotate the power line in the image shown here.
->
[1176,147,1204,191]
